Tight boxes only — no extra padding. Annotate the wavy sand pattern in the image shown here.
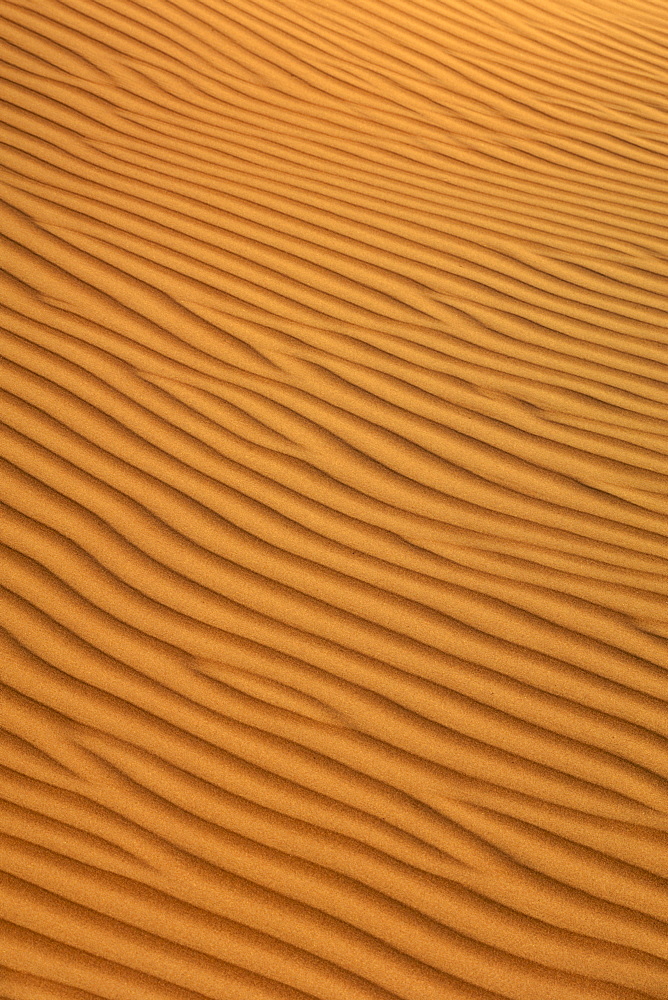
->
[1,0,668,996]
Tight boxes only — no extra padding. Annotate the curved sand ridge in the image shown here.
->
[1,0,668,996]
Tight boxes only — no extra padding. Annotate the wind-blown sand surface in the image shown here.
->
[1,0,668,995]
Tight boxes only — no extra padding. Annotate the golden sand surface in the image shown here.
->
[1,0,668,995]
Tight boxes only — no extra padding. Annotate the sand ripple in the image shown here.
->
[1,0,668,996]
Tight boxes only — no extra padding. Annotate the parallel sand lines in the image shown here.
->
[1,0,668,996]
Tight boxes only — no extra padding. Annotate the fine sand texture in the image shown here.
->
[1,0,668,996]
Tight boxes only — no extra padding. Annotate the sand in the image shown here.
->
[1,0,667,996]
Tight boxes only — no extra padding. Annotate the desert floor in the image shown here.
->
[1,0,668,997]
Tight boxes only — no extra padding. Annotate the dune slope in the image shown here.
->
[1,0,668,996]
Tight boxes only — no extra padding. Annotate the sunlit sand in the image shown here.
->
[1,0,668,997]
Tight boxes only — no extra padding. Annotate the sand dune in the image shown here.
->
[1,0,668,996]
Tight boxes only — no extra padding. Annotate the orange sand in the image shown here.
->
[1,0,668,996]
